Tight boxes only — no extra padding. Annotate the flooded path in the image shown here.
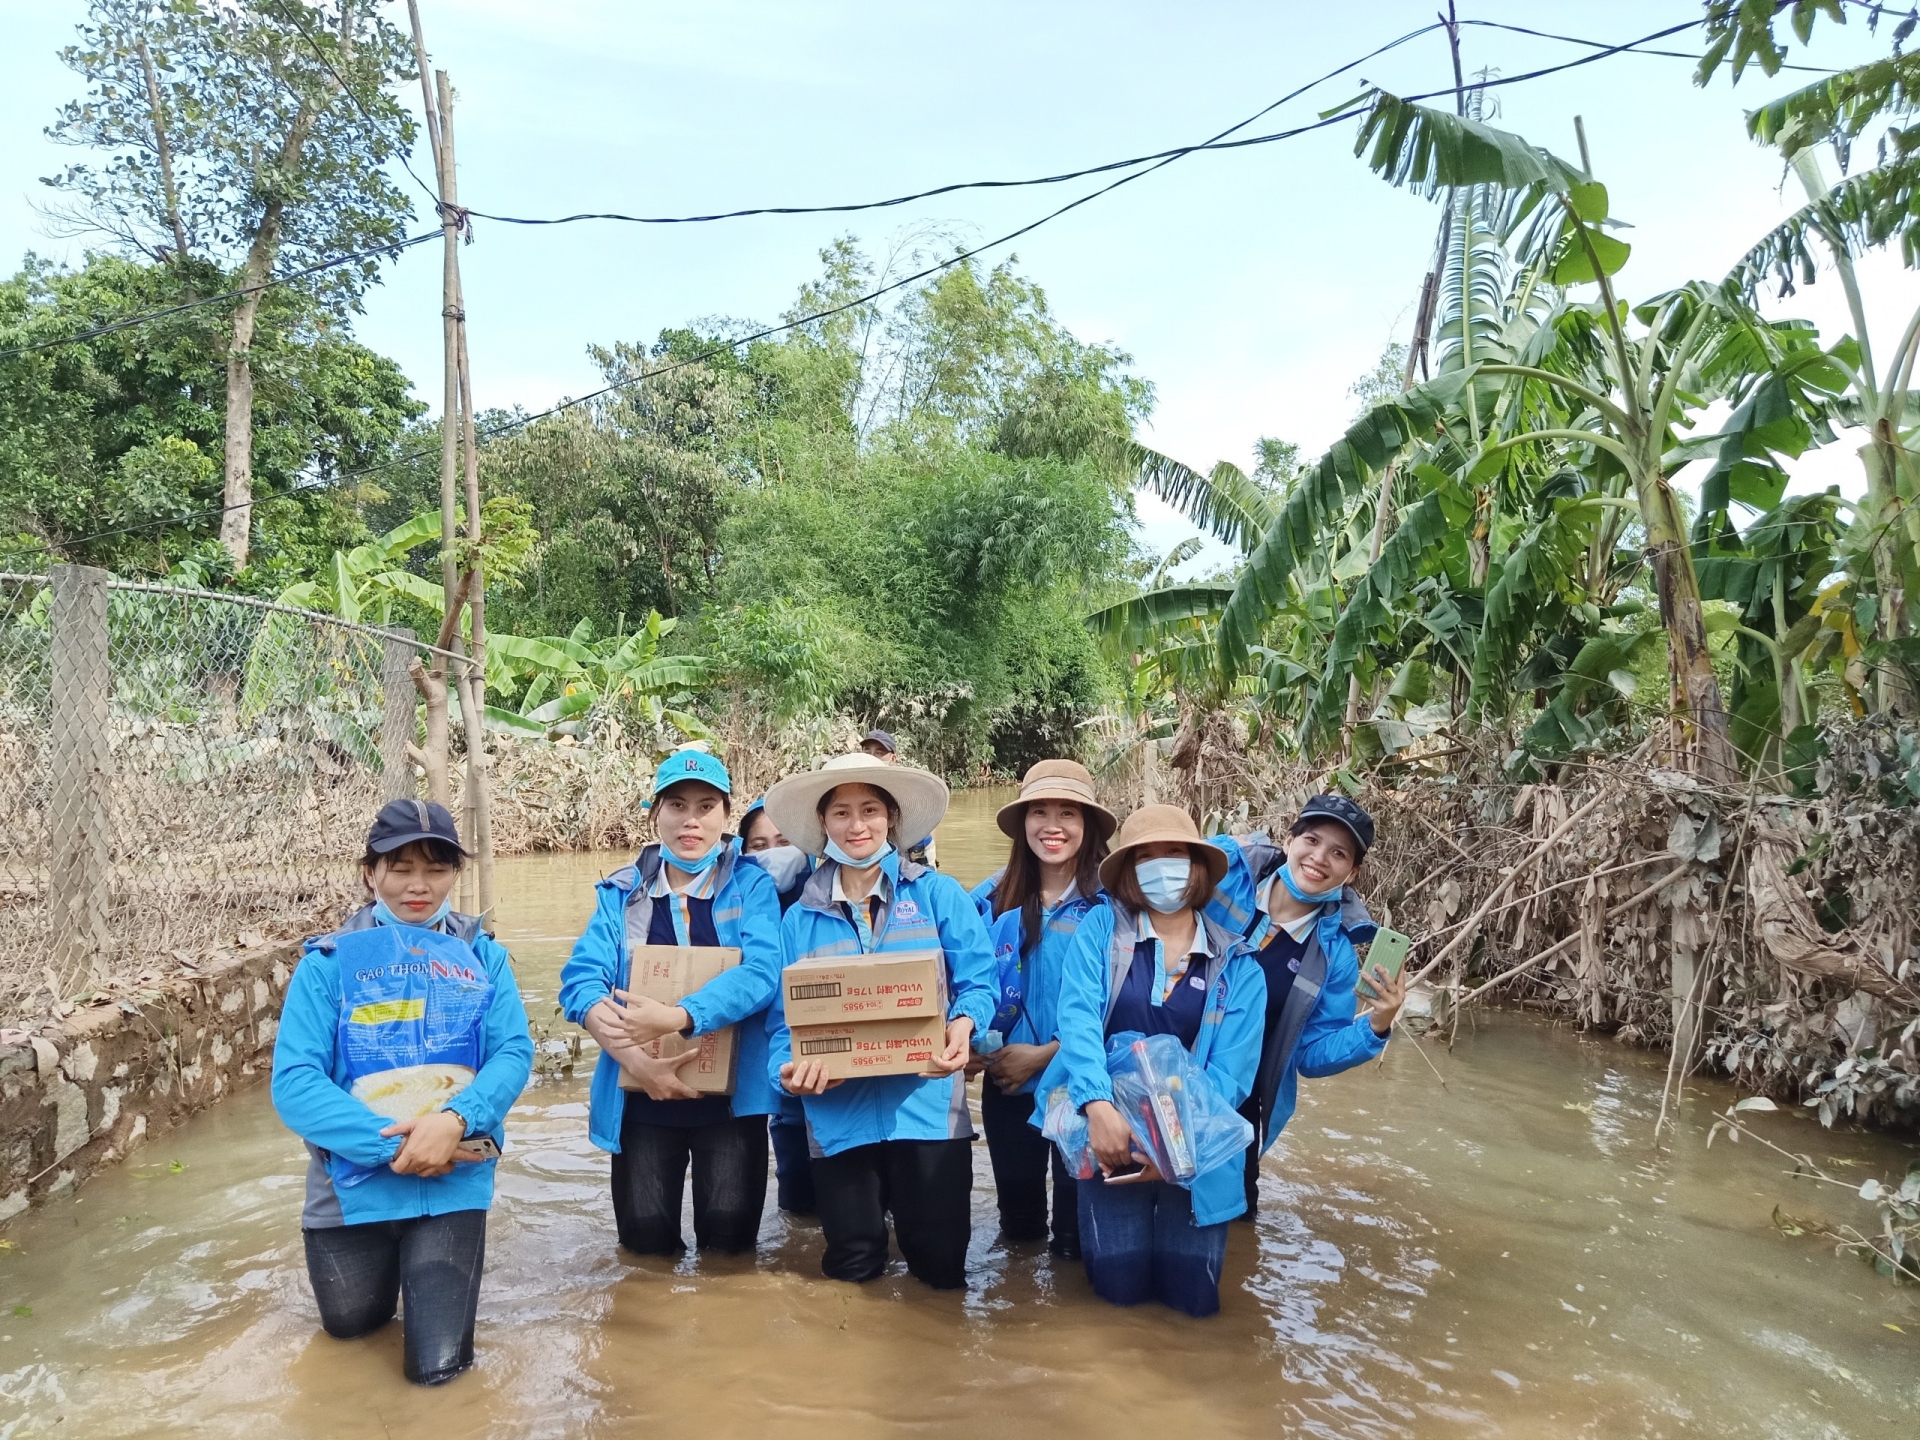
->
[0,786,1915,1437]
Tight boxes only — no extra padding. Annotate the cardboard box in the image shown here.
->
[781,950,947,1026]
[789,1014,949,1080]
[615,943,741,1096]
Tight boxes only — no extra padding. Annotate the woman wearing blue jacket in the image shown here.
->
[1035,804,1265,1318]
[735,796,816,1215]
[765,753,997,1290]
[558,750,785,1257]
[272,800,533,1386]
[1203,794,1405,1218]
[970,759,1112,1259]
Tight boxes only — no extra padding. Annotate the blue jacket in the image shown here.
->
[980,882,1105,1095]
[272,906,533,1227]
[968,870,1003,919]
[768,851,997,1157]
[559,843,785,1152]
[1032,901,1266,1226]
[1205,833,1388,1153]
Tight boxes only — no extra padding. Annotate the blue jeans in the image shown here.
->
[302,1209,488,1384]
[1077,1177,1228,1317]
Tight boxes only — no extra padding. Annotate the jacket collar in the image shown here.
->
[798,847,925,912]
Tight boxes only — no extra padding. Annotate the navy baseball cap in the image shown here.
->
[861,728,899,754]
[366,798,467,855]
[1296,794,1374,858]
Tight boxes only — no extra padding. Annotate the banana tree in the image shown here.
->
[486,611,717,747]
[1731,58,1920,710]
[1345,92,1860,779]
[274,511,448,624]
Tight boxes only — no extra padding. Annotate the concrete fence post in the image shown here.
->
[380,628,417,801]
[48,564,111,995]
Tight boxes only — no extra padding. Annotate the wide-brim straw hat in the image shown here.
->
[996,759,1117,843]
[762,752,950,858]
[1097,803,1229,895]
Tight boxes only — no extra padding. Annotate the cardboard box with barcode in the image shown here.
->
[781,949,946,1025]
[790,1013,949,1080]
[783,950,949,1079]
[616,943,741,1096]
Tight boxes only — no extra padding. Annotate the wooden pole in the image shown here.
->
[433,69,493,916]
[410,3,460,844]
[48,565,112,997]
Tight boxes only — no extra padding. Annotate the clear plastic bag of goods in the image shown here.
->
[1040,1084,1098,1180]
[1041,1031,1253,1187]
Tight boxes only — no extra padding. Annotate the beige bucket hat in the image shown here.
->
[995,759,1117,844]
[1096,803,1229,895]
[762,752,951,858]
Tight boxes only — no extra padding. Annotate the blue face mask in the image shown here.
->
[745,844,808,891]
[1134,856,1192,914]
[373,896,453,929]
[825,839,894,871]
[1277,862,1342,905]
[662,840,722,875]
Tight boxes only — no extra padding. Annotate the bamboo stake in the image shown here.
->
[454,252,494,915]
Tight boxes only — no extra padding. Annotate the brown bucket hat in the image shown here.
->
[995,759,1118,843]
[1097,803,1229,894]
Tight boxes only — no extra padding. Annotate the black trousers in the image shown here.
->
[612,1108,769,1256]
[303,1209,487,1385]
[1238,1096,1262,1220]
[770,1117,817,1215]
[979,1082,1079,1257]
[810,1138,972,1289]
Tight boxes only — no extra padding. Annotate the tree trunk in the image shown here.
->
[136,38,189,261]
[218,281,266,566]
[213,16,348,568]
[1863,428,1916,715]
[1638,465,1739,781]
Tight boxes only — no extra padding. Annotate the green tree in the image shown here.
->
[45,0,417,567]
[0,251,421,577]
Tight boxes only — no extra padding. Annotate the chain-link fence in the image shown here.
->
[0,567,469,1024]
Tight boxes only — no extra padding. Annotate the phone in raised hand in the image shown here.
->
[1365,927,1413,981]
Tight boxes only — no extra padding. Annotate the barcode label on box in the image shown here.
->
[789,980,844,1001]
[797,1035,854,1055]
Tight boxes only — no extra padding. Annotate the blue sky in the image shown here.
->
[3,1,1915,572]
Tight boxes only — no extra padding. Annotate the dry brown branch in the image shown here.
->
[1749,826,1920,1007]
[1456,861,1695,1008]
[1406,784,1618,987]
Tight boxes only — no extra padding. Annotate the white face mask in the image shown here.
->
[1134,856,1192,914]
[746,844,807,891]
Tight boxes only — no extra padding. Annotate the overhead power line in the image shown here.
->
[65,14,1713,549]
[465,22,1446,229]
[1459,17,1838,73]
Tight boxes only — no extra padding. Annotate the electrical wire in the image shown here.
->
[464,15,1716,230]
[264,0,445,210]
[61,14,1716,549]
[1458,17,1838,73]
[0,229,440,362]
[465,22,1445,228]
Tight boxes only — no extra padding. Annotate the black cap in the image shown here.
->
[366,798,467,856]
[861,728,899,754]
[1296,794,1374,858]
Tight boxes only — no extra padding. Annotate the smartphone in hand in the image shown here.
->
[1365,927,1413,981]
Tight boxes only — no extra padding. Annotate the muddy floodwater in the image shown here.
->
[1,786,1916,1437]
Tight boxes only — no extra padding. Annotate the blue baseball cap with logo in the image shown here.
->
[651,748,732,800]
